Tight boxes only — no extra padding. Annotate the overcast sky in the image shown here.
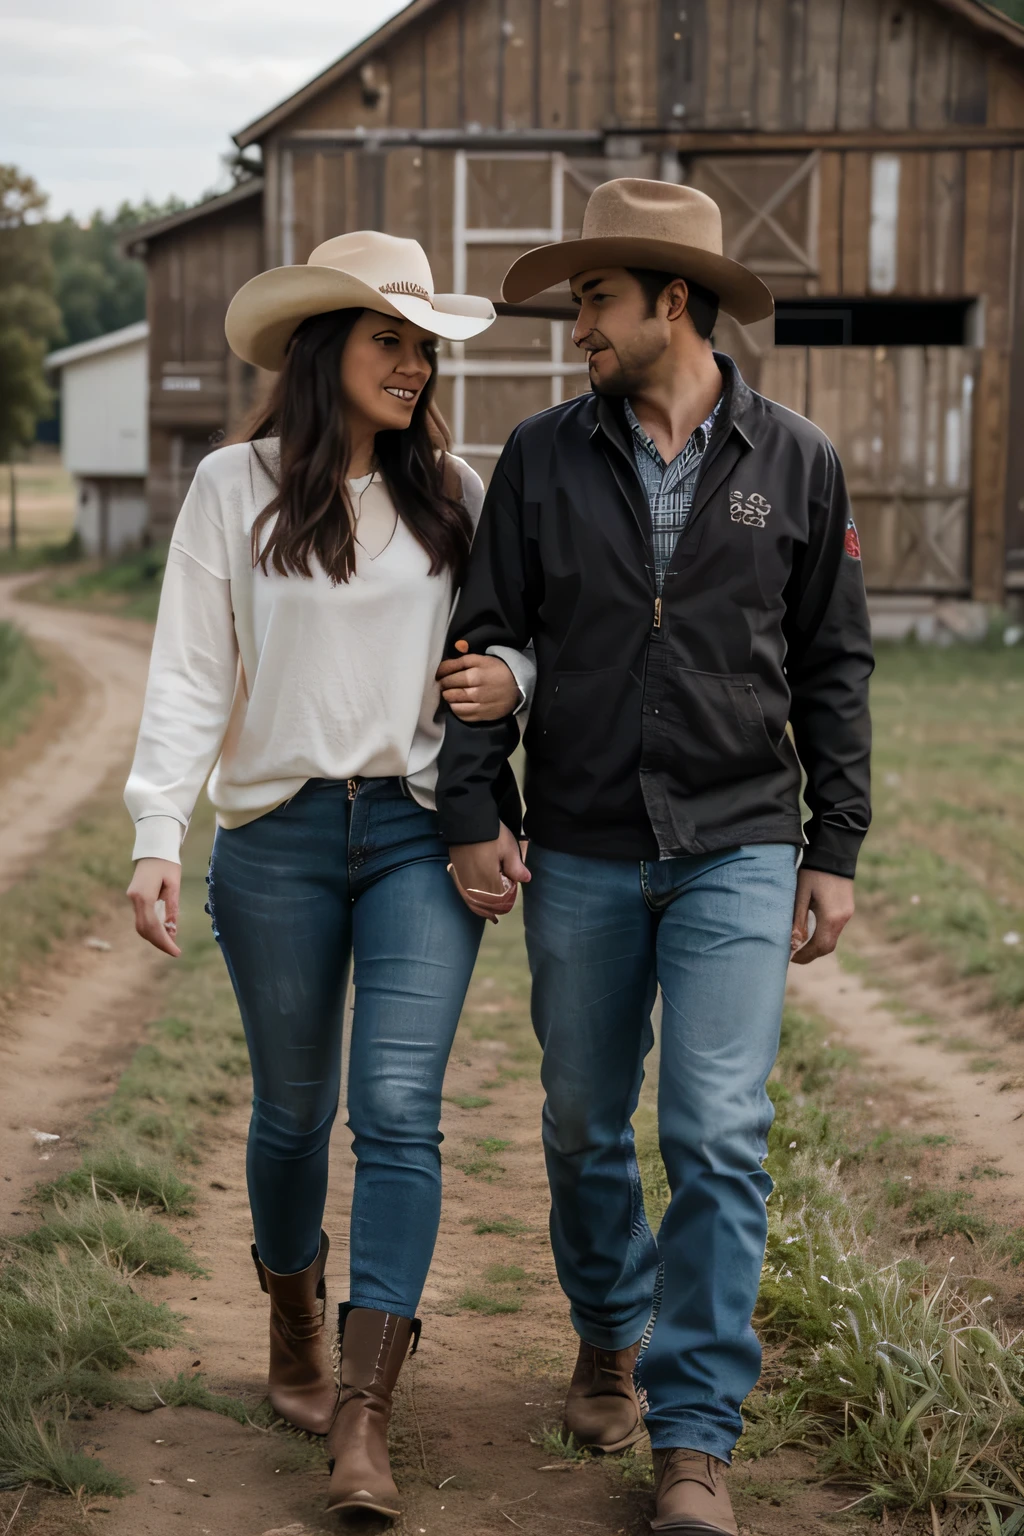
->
[1,0,408,221]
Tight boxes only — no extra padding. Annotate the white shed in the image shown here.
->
[45,321,149,557]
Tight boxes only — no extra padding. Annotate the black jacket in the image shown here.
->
[436,355,873,879]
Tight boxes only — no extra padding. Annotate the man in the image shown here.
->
[436,179,872,1535]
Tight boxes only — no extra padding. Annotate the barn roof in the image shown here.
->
[233,0,1024,151]
[120,178,264,258]
[45,321,149,372]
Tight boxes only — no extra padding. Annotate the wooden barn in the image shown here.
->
[126,0,1024,615]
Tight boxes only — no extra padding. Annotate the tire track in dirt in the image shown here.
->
[786,933,1024,1223]
[0,575,153,895]
[0,577,165,1235]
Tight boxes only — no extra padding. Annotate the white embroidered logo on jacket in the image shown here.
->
[730,490,772,528]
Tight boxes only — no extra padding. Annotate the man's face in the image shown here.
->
[570,267,669,396]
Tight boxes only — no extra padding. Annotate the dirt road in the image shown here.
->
[0,575,153,894]
[1,583,1023,1535]
[0,576,165,1244]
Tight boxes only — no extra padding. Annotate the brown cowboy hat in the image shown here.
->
[502,179,774,325]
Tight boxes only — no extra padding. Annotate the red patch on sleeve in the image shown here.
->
[844,521,861,561]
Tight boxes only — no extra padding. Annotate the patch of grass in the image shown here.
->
[0,622,50,747]
[485,1263,527,1284]
[443,1093,492,1110]
[26,547,167,622]
[861,646,1024,1022]
[0,788,262,1496]
[0,1245,179,1492]
[611,1443,654,1488]
[736,1390,816,1461]
[970,1057,1003,1073]
[146,1372,274,1428]
[637,1002,1024,1517]
[455,1136,512,1181]
[470,1216,528,1236]
[36,1149,195,1216]
[530,1427,587,1461]
[18,1192,206,1279]
[457,1289,522,1315]
[0,777,131,1009]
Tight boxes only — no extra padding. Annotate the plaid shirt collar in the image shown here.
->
[623,394,723,487]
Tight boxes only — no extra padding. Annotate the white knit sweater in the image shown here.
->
[125,440,531,864]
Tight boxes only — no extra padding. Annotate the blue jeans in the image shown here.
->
[522,842,798,1461]
[207,778,483,1315]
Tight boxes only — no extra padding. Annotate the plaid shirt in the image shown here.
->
[624,395,722,593]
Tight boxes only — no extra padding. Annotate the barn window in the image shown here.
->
[774,299,980,348]
[868,154,901,294]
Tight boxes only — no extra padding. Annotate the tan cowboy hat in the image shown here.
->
[502,179,774,325]
[226,231,496,370]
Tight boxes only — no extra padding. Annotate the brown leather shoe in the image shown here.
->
[651,1449,738,1534]
[562,1338,645,1452]
[325,1305,420,1519]
[251,1230,337,1436]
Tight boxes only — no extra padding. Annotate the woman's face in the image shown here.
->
[339,308,437,434]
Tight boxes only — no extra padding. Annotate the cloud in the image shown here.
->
[0,0,408,218]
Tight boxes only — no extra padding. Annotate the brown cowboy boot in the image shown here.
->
[562,1338,645,1452]
[251,1230,337,1436]
[325,1305,420,1519]
[650,1449,738,1534]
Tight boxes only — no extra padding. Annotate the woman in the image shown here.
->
[125,232,529,1521]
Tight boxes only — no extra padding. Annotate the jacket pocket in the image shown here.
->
[652,668,782,793]
[529,666,641,811]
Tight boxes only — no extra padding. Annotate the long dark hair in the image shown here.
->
[241,309,472,585]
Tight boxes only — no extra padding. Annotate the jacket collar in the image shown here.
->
[589,351,757,456]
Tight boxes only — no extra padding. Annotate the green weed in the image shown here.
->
[530,1426,587,1461]
[18,1192,205,1278]
[28,547,167,622]
[457,1289,522,1316]
[485,1263,527,1284]
[0,622,50,747]
[470,1216,528,1236]
[443,1093,492,1110]
[736,1390,816,1461]
[36,1149,194,1216]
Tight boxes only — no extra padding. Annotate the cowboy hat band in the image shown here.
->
[502,179,774,325]
[225,231,496,372]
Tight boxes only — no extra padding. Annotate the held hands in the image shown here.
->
[790,867,855,965]
[127,857,182,957]
[448,824,531,923]
[436,641,521,721]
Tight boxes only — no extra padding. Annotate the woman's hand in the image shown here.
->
[437,645,521,721]
[127,858,182,957]
[448,825,530,922]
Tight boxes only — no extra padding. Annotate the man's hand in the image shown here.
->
[790,868,854,965]
[437,643,521,722]
[448,823,531,922]
[128,857,182,957]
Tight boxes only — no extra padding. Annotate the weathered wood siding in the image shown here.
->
[131,0,1024,594]
[272,0,1019,137]
[144,198,264,538]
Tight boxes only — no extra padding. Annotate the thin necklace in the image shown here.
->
[351,468,398,561]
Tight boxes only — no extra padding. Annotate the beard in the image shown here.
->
[584,329,667,397]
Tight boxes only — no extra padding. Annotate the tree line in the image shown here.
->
[0,163,184,466]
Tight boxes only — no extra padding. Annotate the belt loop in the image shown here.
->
[398,777,412,801]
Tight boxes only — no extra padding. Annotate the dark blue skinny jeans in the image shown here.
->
[207,777,483,1315]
